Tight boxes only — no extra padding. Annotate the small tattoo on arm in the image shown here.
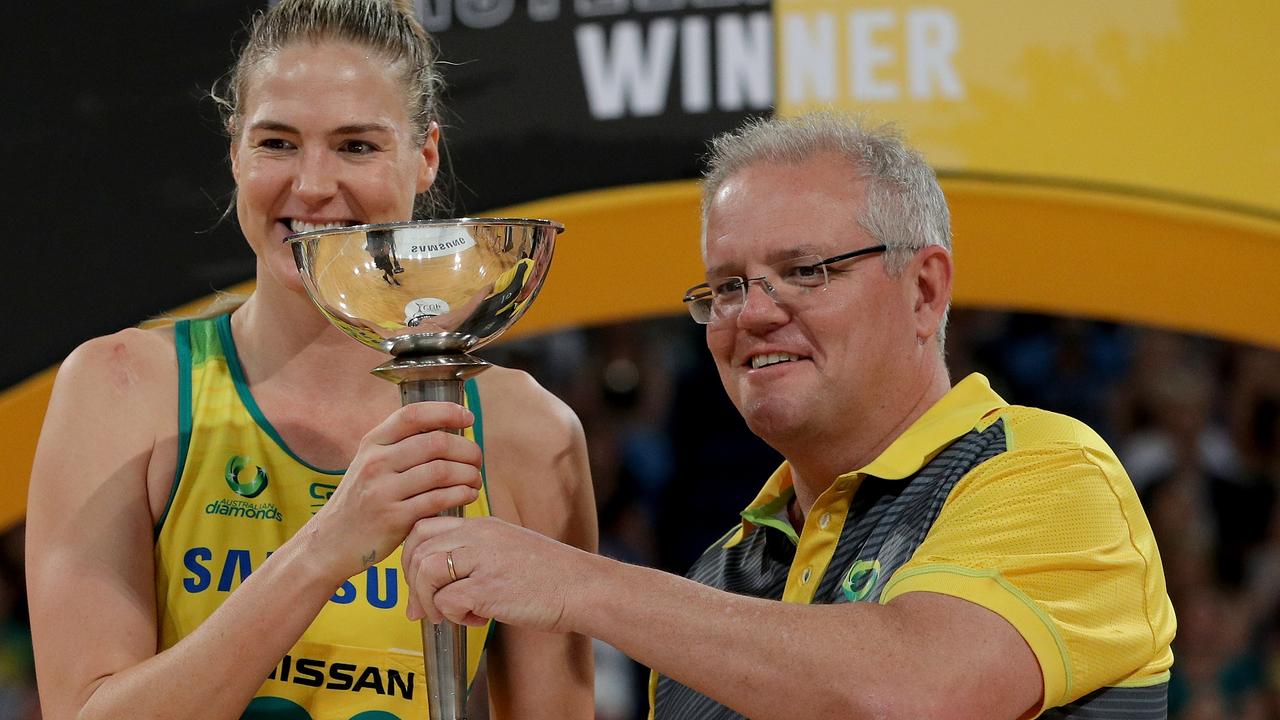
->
[362,549,376,568]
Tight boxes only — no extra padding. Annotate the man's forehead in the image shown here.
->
[718,152,862,194]
[708,158,863,220]
[703,232,831,276]
[702,160,867,271]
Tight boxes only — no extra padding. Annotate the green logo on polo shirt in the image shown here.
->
[841,559,881,602]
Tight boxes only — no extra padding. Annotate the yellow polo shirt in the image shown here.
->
[652,373,1175,719]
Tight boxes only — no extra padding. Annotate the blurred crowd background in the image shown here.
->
[3,310,1279,719]
[488,310,1280,720]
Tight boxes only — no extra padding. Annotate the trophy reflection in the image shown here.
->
[287,219,562,720]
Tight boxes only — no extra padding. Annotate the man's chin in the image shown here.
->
[740,398,809,446]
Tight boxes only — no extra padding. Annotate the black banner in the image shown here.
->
[4,0,772,389]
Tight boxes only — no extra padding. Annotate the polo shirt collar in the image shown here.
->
[852,372,1007,480]
[735,373,1006,538]
[736,464,799,543]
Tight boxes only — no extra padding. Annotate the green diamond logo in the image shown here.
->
[224,455,268,498]
[841,559,881,602]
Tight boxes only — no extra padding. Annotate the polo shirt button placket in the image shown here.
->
[801,567,813,584]
[818,512,831,530]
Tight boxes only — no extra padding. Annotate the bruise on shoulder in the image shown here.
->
[106,340,144,393]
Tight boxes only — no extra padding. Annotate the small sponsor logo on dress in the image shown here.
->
[204,498,284,522]
[267,653,416,700]
[310,482,338,515]
[182,546,401,609]
[841,559,881,602]
[210,456,281,521]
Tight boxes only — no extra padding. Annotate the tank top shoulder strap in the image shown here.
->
[157,315,229,536]
[463,377,487,493]
[463,377,484,454]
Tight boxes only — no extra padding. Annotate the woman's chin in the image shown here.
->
[258,253,310,296]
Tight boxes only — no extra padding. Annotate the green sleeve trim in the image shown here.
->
[155,320,193,538]
[217,314,343,475]
[881,564,1073,710]
[464,377,488,494]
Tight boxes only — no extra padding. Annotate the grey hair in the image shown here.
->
[701,111,952,348]
[211,0,449,218]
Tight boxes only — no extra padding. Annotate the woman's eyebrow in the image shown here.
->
[331,122,396,135]
[245,121,396,135]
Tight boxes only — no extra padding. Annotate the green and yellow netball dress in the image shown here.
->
[154,315,493,720]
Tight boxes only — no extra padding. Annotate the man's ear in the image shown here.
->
[230,139,240,183]
[911,245,953,343]
[416,122,441,193]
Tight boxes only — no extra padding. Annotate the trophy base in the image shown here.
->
[371,353,491,392]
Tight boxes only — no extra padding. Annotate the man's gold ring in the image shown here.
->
[446,551,458,582]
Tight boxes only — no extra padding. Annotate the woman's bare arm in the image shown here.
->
[28,329,486,720]
[475,368,597,720]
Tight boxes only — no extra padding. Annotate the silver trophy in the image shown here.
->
[287,218,562,720]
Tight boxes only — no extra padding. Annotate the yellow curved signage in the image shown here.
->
[7,1,1278,529]
[777,0,1279,218]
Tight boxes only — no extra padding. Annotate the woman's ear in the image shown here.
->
[416,122,441,193]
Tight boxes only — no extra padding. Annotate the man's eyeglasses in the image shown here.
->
[682,245,888,324]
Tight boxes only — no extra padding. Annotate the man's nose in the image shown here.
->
[736,277,787,326]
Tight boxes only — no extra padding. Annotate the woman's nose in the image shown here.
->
[293,148,339,203]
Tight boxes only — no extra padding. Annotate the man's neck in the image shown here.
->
[786,366,952,519]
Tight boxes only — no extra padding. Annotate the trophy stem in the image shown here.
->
[373,354,492,720]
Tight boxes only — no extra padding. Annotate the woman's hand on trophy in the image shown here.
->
[304,401,483,583]
[402,515,600,633]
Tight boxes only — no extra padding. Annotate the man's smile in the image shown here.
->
[748,352,804,370]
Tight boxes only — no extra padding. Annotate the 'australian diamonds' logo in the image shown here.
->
[208,456,283,522]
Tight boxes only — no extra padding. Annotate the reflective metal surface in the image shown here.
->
[287,218,561,356]
[287,217,563,720]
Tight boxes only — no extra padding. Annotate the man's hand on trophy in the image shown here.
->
[402,515,599,634]
[305,402,483,582]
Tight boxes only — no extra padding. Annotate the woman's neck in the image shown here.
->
[229,278,392,403]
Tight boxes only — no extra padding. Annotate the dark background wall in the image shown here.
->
[3,0,764,390]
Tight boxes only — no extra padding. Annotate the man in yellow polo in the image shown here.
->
[404,112,1176,720]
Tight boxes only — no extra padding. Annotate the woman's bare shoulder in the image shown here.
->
[475,366,580,436]
[473,367,595,546]
[45,326,180,460]
[31,325,182,540]
[57,325,178,401]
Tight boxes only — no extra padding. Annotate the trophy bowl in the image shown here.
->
[285,217,563,720]
[286,218,561,357]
